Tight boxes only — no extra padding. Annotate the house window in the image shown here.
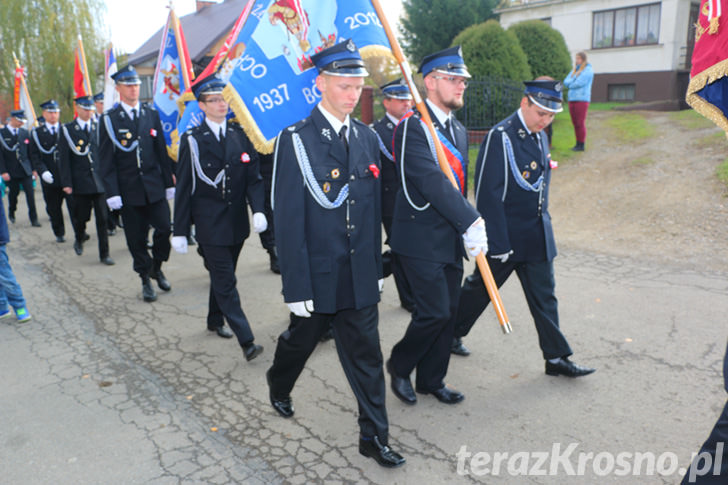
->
[593,3,660,48]
[608,84,636,101]
[139,75,154,102]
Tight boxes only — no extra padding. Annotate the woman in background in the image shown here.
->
[563,51,594,152]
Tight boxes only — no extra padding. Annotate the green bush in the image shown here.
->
[452,20,531,81]
[508,20,572,82]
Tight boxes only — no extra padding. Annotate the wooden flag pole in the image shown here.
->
[370,0,512,334]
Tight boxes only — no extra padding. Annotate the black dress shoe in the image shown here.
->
[150,269,171,291]
[243,342,263,361]
[416,385,465,404]
[31,220,41,227]
[82,233,90,241]
[401,301,415,313]
[266,369,294,418]
[142,278,157,302]
[56,235,65,243]
[386,359,416,405]
[451,337,471,356]
[545,357,596,377]
[73,240,83,255]
[9,214,14,224]
[100,256,115,266]
[107,228,116,236]
[187,234,197,246]
[208,325,234,339]
[359,436,406,468]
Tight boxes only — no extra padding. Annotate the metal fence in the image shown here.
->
[456,75,524,131]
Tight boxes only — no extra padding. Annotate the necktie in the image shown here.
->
[444,118,455,142]
[130,108,137,121]
[50,126,55,136]
[219,127,224,142]
[339,125,348,154]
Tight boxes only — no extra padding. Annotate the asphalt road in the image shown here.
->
[1,196,726,484]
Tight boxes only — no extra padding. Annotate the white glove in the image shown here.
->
[490,251,513,263]
[41,171,54,184]
[462,217,488,257]
[287,300,314,318]
[171,236,188,254]
[106,196,123,211]
[252,212,268,233]
[378,279,384,293]
[165,187,175,200]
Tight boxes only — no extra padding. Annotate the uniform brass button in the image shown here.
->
[350,199,355,204]
[350,249,355,254]
[350,175,355,180]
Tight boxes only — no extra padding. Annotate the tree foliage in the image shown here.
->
[0,0,107,122]
[399,0,498,64]
[452,20,531,81]
[508,20,572,82]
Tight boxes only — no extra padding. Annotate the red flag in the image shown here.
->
[74,47,88,98]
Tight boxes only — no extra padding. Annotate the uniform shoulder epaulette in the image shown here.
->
[228,120,243,131]
[285,117,309,133]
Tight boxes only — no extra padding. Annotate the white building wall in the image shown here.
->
[498,0,693,74]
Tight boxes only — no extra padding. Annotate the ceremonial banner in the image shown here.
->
[686,0,728,133]
[103,45,120,112]
[12,55,37,130]
[222,0,394,153]
[153,8,195,159]
[74,36,93,99]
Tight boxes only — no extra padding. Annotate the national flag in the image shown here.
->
[12,54,37,130]
[153,7,195,159]
[213,0,393,153]
[103,45,120,112]
[686,0,728,133]
[74,36,93,99]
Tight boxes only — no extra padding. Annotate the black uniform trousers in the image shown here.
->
[198,242,254,346]
[7,176,38,223]
[382,217,415,311]
[41,183,74,237]
[73,193,109,258]
[455,258,572,360]
[256,153,275,253]
[268,304,388,441]
[120,198,171,277]
[682,400,728,484]
[389,255,462,392]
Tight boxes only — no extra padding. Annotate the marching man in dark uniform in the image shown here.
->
[172,75,265,361]
[59,96,114,266]
[93,92,104,122]
[0,110,41,227]
[386,46,487,407]
[453,80,595,378]
[371,78,415,313]
[95,91,120,236]
[97,65,175,302]
[267,39,405,468]
[30,99,73,242]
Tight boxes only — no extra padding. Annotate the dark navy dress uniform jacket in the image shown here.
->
[474,111,556,263]
[273,107,383,314]
[97,103,174,206]
[58,120,105,195]
[389,107,479,264]
[29,124,61,186]
[174,122,264,246]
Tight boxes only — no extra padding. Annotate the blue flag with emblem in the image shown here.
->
[219,0,393,154]
[153,8,194,159]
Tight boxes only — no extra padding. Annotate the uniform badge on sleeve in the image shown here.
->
[241,152,250,163]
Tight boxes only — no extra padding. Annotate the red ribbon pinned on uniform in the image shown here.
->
[241,152,250,163]
[368,163,379,178]
[149,128,157,137]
